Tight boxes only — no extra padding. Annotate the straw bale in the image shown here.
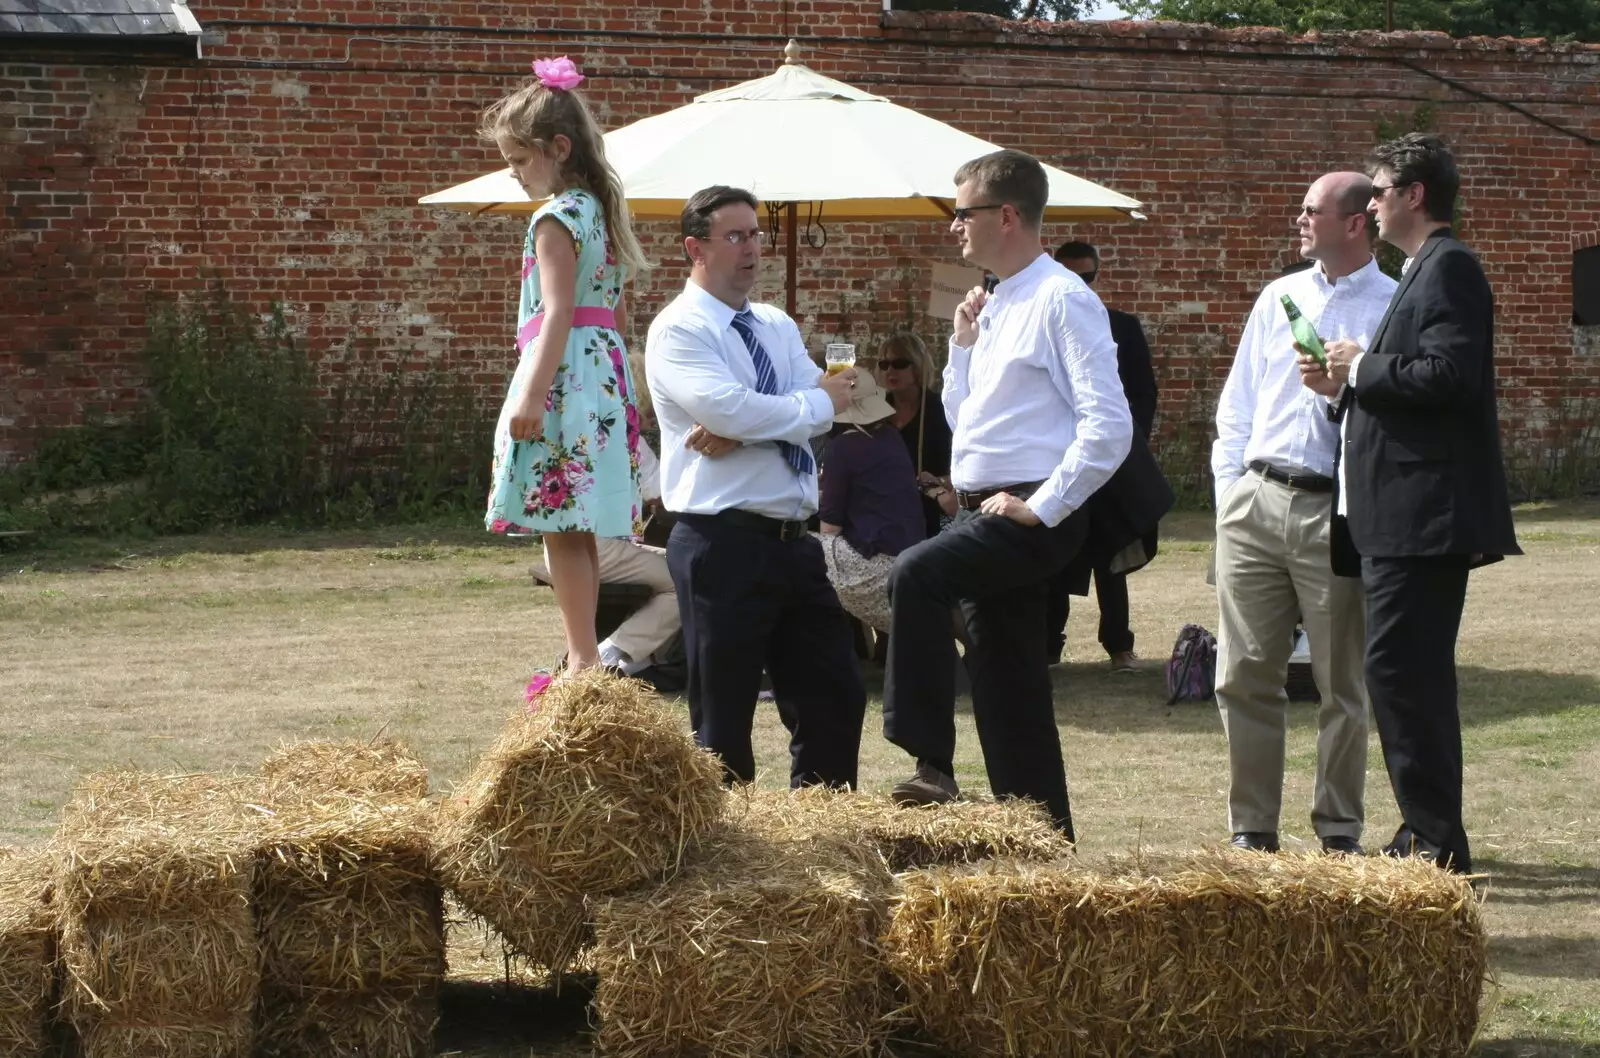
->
[591,828,898,1058]
[884,850,1488,1058]
[261,737,429,800]
[253,794,444,1057]
[255,983,439,1058]
[433,668,725,969]
[732,785,1071,871]
[55,771,263,1058]
[0,846,56,1058]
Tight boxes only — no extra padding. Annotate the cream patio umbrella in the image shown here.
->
[421,41,1144,314]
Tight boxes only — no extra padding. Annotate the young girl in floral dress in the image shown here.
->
[481,56,649,679]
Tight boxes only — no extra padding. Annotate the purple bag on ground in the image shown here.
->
[1165,624,1217,704]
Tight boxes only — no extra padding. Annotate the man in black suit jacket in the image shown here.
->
[1045,240,1160,671]
[1300,133,1520,874]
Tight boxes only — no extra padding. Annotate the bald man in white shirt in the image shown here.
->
[1211,171,1396,856]
[883,150,1169,838]
[646,185,865,789]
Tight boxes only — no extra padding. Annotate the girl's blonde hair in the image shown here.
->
[479,77,650,277]
[876,332,939,393]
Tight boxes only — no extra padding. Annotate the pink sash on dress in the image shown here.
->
[517,306,618,353]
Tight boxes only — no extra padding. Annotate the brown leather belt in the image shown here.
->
[1249,460,1333,492]
[954,480,1046,512]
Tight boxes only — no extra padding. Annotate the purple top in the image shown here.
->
[819,423,926,559]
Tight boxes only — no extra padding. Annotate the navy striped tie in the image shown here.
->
[731,309,814,476]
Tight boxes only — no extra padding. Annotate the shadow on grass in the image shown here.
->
[435,975,595,1056]
[982,663,1600,735]
[1477,859,1600,908]
[1475,1042,1600,1058]
[1491,935,1600,981]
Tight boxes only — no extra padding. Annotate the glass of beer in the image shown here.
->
[825,343,856,376]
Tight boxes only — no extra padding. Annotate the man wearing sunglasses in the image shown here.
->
[645,185,866,791]
[882,150,1171,838]
[1299,134,1520,874]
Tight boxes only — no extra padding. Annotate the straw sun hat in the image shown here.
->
[834,373,895,426]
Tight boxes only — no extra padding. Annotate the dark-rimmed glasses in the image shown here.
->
[878,358,914,370]
[1370,182,1414,199]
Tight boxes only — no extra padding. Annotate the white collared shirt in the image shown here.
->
[645,280,834,520]
[636,438,661,503]
[1211,257,1396,506]
[943,253,1133,528]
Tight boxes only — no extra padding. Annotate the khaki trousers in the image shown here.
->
[543,538,680,663]
[1214,470,1367,839]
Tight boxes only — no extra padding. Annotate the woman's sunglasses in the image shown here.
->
[878,358,914,370]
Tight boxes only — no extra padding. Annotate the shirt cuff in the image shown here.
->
[1348,351,1364,388]
[800,386,835,427]
[1025,489,1070,529]
[1214,472,1241,508]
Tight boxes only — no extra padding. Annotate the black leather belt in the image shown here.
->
[1249,460,1333,492]
[686,508,810,542]
[954,480,1047,512]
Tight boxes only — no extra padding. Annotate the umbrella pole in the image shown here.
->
[785,201,798,318]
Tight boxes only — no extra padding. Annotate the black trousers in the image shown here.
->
[1362,554,1472,873]
[667,513,866,789]
[883,507,1089,837]
[1044,564,1134,661]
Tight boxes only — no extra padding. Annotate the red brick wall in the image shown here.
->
[5,5,1598,492]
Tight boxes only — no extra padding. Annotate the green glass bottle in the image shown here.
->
[1279,294,1327,367]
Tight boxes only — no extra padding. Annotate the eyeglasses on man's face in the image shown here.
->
[951,203,1006,224]
[1300,205,1356,218]
[707,228,768,247]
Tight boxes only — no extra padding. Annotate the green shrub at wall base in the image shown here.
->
[0,289,494,538]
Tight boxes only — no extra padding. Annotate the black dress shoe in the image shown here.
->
[1230,831,1280,853]
[1321,835,1364,855]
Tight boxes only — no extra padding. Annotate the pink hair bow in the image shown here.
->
[532,56,585,92]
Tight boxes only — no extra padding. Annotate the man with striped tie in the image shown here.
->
[645,185,866,789]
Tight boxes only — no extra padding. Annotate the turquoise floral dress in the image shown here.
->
[486,189,643,538]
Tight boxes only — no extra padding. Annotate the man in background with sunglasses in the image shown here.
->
[1045,240,1158,673]
[1300,135,1520,874]
[882,150,1171,838]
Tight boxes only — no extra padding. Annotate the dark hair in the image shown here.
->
[953,149,1049,228]
[681,185,760,250]
[1367,133,1458,224]
[1054,240,1098,265]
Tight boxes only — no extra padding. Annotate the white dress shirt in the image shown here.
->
[1212,257,1396,507]
[636,438,661,503]
[645,280,834,520]
[943,253,1132,528]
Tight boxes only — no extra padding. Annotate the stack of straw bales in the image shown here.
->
[884,850,1488,1058]
[733,786,1072,871]
[254,738,442,1057]
[253,795,444,1057]
[433,668,725,970]
[261,736,429,800]
[591,828,897,1058]
[0,846,56,1058]
[54,772,261,1058]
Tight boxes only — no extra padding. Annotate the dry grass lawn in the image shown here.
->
[2,501,1597,1056]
